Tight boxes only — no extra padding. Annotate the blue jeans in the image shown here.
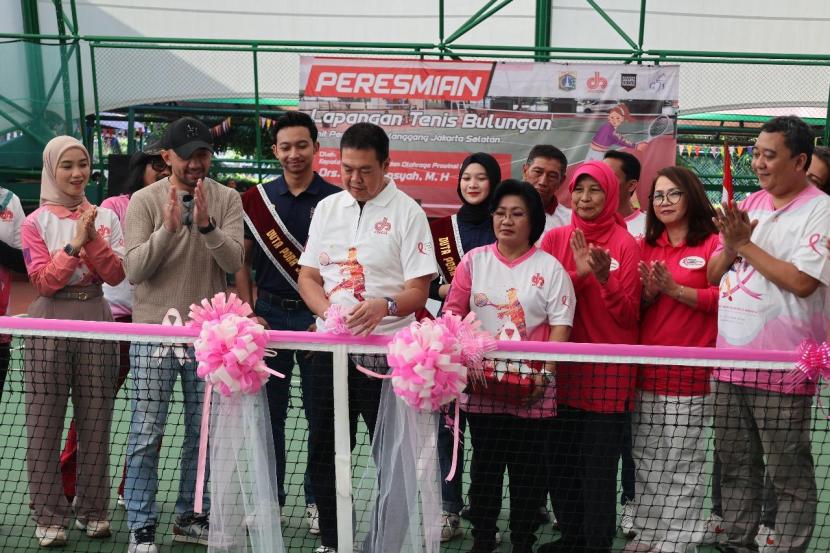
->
[438,404,466,514]
[255,298,316,506]
[124,343,208,529]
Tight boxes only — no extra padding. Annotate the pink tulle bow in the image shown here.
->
[385,312,494,413]
[190,293,284,515]
[189,292,283,397]
[322,304,351,335]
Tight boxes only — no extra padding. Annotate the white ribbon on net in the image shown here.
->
[151,308,190,366]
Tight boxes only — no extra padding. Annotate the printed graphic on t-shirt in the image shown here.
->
[720,258,763,302]
[473,287,528,339]
[323,246,367,301]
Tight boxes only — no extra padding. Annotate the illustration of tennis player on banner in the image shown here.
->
[584,103,674,162]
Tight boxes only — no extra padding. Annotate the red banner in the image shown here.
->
[304,59,494,102]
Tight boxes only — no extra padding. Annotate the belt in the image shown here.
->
[258,290,307,311]
[53,285,103,301]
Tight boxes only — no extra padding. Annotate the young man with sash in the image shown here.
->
[235,111,340,535]
[428,152,500,542]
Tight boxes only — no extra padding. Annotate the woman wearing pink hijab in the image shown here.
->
[20,136,125,547]
[538,160,642,553]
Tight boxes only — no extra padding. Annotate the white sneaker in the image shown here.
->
[619,501,637,538]
[315,546,337,553]
[118,494,125,508]
[35,526,67,548]
[74,518,111,538]
[755,525,777,552]
[440,511,463,542]
[128,525,158,553]
[306,503,320,535]
[701,513,727,545]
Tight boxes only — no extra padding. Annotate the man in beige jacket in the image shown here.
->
[122,117,243,553]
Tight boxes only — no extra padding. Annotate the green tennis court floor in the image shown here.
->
[0,343,828,552]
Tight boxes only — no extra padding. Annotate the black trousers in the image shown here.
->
[466,412,550,549]
[308,353,384,549]
[0,340,9,402]
[547,406,626,553]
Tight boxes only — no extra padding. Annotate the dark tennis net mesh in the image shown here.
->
[0,326,827,553]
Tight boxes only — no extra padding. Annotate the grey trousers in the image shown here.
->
[631,391,710,553]
[712,380,816,553]
[24,294,118,528]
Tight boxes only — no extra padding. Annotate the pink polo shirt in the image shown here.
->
[540,224,641,413]
[638,232,719,396]
[21,203,126,297]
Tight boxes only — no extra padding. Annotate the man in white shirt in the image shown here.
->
[522,145,572,233]
[707,116,829,553]
[604,150,646,241]
[298,122,437,553]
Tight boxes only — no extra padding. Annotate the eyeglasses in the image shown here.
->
[149,157,168,172]
[493,209,527,221]
[650,190,684,205]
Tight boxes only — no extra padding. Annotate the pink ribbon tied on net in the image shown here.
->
[355,311,496,481]
[188,292,284,513]
[793,339,830,384]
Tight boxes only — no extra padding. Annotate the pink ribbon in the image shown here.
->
[793,339,830,383]
[788,339,830,419]
[194,382,213,514]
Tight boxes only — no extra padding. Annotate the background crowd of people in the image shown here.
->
[0,112,828,553]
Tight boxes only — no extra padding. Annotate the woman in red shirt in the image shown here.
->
[624,166,719,553]
[538,161,641,553]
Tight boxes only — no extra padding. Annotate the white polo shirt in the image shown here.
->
[625,210,647,241]
[714,185,830,393]
[299,178,437,335]
[543,203,572,233]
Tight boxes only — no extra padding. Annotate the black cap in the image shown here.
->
[161,117,213,159]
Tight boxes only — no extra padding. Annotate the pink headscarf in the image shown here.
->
[40,136,90,209]
[568,160,626,243]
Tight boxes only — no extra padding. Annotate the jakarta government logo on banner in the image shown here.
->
[300,57,679,218]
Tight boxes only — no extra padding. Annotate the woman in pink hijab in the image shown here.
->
[20,136,125,547]
[538,160,642,553]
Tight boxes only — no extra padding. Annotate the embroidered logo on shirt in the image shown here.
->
[531,273,545,288]
[679,256,705,270]
[417,241,432,255]
[561,295,571,307]
[609,258,620,271]
[0,209,12,221]
[374,217,391,235]
[96,224,111,239]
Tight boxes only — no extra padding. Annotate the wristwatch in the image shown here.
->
[197,217,216,234]
[63,243,80,257]
[384,296,398,316]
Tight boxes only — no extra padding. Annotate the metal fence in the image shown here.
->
[1,33,830,207]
